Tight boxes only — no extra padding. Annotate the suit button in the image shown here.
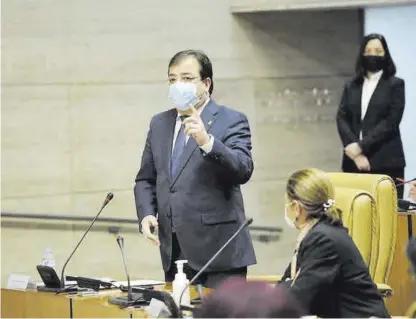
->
[167,212,172,218]
[170,188,176,193]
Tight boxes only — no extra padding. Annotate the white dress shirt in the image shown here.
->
[360,70,383,139]
[171,98,214,154]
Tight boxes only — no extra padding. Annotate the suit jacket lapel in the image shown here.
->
[170,100,220,186]
[163,109,177,181]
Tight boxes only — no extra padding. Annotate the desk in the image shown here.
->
[70,290,138,318]
[386,211,416,316]
[1,288,70,318]
[1,285,207,318]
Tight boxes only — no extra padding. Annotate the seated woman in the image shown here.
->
[279,168,390,318]
[194,277,305,318]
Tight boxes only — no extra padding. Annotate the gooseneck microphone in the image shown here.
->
[109,237,179,316]
[178,217,253,315]
[116,236,133,303]
[60,192,114,289]
[395,177,416,187]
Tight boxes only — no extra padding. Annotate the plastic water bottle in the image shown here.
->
[41,248,56,269]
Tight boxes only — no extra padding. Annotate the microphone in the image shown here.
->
[116,236,133,303]
[60,192,114,289]
[395,177,416,187]
[178,217,253,315]
[109,237,179,316]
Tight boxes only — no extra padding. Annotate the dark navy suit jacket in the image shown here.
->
[134,100,256,272]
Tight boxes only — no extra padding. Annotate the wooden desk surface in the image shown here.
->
[1,288,70,318]
[386,212,416,316]
[70,289,137,318]
[1,284,209,318]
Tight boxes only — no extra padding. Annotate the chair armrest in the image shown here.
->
[247,277,392,299]
[247,275,282,283]
[405,301,416,318]
[377,283,393,298]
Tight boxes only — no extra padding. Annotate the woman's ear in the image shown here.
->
[293,200,302,218]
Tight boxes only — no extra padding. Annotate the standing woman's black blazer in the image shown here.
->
[336,75,406,172]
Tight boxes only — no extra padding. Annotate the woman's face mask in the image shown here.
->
[363,55,385,73]
[284,202,297,229]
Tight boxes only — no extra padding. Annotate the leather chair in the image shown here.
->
[334,187,377,276]
[327,172,397,291]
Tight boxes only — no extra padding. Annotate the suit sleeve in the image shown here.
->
[336,83,358,147]
[204,112,254,184]
[134,117,157,229]
[283,231,340,311]
[359,79,405,154]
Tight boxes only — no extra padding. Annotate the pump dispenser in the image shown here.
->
[172,260,190,307]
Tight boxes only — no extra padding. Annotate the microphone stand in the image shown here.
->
[178,218,253,317]
[117,236,133,303]
[109,237,179,316]
[60,193,114,290]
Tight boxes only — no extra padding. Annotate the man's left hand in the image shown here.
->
[183,106,210,146]
[345,142,362,160]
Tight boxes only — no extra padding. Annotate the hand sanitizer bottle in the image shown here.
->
[41,248,56,269]
[172,260,190,307]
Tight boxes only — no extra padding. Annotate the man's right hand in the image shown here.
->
[141,215,160,246]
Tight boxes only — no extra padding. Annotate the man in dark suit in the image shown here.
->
[134,50,256,288]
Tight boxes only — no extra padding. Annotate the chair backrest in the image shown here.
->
[328,172,398,284]
[334,186,377,277]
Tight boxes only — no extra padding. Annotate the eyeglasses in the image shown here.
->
[167,76,199,84]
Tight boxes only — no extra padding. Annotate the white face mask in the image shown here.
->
[168,82,199,111]
[284,206,297,229]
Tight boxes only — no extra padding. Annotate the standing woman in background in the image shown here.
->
[336,33,406,198]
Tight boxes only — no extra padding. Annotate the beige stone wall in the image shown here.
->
[230,0,416,12]
[1,1,360,285]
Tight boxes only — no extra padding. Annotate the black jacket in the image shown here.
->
[280,221,390,318]
[336,75,405,172]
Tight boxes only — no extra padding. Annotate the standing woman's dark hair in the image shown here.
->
[354,33,396,82]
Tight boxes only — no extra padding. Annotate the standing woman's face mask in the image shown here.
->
[363,38,386,73]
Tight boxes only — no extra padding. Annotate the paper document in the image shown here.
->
[36,280,77,287]
[111,279,165,287]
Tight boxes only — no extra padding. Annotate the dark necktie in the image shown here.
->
[171,115,187,177]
